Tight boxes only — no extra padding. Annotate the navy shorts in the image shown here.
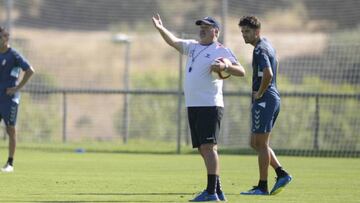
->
[187,106,224,148]
[251,94,280,133]
[0,100,19,126]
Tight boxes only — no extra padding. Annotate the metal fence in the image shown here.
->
[19,87,360,156]
[0,0,359,156]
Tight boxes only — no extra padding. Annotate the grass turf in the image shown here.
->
[0,147,359,202]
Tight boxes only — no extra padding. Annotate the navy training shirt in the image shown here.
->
[0,47,31,102]
[252,38,279,98]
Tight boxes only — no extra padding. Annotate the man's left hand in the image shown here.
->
[211,58,228,73]
[6,86,18,95]
[253,91,263,100]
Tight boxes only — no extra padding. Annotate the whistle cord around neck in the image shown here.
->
[188,44,212,72]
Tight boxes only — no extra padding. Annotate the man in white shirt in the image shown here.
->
[152,14,245,202]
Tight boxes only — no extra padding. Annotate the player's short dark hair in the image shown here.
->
[238,16,261,29]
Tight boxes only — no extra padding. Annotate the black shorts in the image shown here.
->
[187,106,224,148]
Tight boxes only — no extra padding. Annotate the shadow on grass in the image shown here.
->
[27,192,193,196]
[6,201,161,203]
[3,192,245,202]
[3,192,195,203]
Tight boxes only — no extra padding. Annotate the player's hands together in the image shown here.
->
[210,58,232,79]
[211,58,231,73]
[152,13,163,30]
[6,86,19,95]
[210,59,225,73]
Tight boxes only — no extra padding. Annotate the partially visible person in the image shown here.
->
[238,16,292,195]
[0,26,35,173]
[152,14,245,201]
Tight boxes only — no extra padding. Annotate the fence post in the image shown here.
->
[62,92,67,143]
[5,0,13,34]
[112,34,131,144]
[220,0,228,45]
[176,35,184,154]
[122,42,131,144]
[221,0,230,145]
[314,96,320,150]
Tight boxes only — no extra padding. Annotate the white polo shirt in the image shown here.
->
[180,40,239,107]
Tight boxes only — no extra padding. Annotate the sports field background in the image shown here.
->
[0,0,358,156]
[0,144,359,203]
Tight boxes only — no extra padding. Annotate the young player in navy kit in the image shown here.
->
[152,14,245,201]
[0,26,35,173]
[238,16,292,195]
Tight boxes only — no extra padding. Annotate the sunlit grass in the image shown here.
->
[0,146,358,202]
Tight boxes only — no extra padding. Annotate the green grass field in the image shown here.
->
[0,145,359,203]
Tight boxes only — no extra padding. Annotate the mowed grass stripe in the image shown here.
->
[0,149,359,202]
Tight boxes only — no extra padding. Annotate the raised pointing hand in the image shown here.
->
[152,13,163,30]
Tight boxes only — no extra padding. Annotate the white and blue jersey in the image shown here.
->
[0,48,30,126]
[0,48,30,103]
[252,38,279,98]
[251,38,280,133]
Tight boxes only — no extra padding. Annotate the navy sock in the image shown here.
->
[216,175,222,194]
[7,157,13,166]
[206,174,217,194]
[258,180,268,192]
[275,166,288,178]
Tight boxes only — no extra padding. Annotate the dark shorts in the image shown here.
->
[187,106,224,148]
[0,100,18,126]
[251,94,280,133]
